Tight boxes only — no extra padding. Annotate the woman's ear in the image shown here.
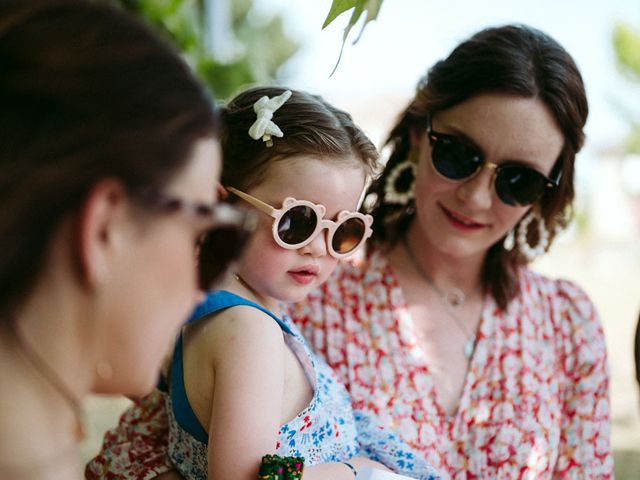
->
[408,126,423,151]
[76,179,128,289]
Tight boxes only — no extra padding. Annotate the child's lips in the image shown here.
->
[288,264,320,275]
[287,265,319,285]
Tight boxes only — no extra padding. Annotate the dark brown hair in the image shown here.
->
[366,24,588,310]
[219,86,378,190]
[197,86,379,288]
[635,312,640,391]
[0,0,219,316]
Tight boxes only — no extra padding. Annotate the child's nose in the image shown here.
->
[299,230,329,258]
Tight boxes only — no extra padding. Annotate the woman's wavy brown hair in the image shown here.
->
[0,0,219,318]
[365,24,588,310]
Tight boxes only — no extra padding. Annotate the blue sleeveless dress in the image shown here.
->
[163,291,360,478]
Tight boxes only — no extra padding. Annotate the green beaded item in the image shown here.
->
[257,454,305,480]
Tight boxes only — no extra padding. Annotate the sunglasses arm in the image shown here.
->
[226,186,277,217]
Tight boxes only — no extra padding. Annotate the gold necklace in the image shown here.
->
[233,273,256,295]
[402,236,479,359]
[13,328,86,441]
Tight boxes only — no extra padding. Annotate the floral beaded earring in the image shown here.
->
[384,150,418,206]
[516,211,550,262]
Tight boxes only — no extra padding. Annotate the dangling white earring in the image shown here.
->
[503,228,515,251]
[384,151,418,206]
[517,211,549,262]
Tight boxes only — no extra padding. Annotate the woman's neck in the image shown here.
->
[17,288,93,406]
[4,280,94,452]
[0,326,84,475]
[403,223,486,295]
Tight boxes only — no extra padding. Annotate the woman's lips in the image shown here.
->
[440,204,487,232]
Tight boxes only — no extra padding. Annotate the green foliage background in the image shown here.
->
[613,21,640,154]
[116,0,299,101]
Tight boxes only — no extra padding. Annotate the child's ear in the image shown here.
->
[76,179,128,289]
[217,182,229,200]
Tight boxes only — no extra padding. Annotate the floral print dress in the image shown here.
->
[87,246,611,479]
[292,247,613,479]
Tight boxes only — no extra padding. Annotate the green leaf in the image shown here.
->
[613,21,640,82]
[612,21,640,155]
[116,0,299,100]
[354,0,383,43]
[323,0,382,40]
[322,0,358,29]
[323,0,384,75]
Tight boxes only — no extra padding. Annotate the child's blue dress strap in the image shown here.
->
[187,290,294,334]
[167,290,293,443]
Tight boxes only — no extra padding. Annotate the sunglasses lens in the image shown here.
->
[495,166,548,206]
[432,136,482,180]
[277,205,317,245]
[332,217,366,254]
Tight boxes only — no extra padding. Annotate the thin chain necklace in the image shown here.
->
[401,235,479,359]
[233,273,271,307]
[233,273,253,292]
[12,328,86,441]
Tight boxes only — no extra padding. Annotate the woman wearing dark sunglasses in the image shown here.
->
[290,24,611,478]
[0,1,253,477]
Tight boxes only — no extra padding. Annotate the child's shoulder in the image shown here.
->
[190,290,287,335]
[194,305,283,349]
[214,304,286,335]
[190,302,287,365]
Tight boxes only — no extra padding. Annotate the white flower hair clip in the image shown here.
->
[247,90,292,147]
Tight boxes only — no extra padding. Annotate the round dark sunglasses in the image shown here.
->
[132,187,257,290]
[426,115,561,206]
[227,187,373,259]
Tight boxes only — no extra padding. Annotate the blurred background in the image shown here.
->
[86,0,640,477]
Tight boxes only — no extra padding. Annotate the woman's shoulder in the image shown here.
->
[518,268,596,318]
[516,268,605,356]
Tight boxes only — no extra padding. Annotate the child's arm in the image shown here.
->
[300,457,392,479]
[203,308,391,480]
[205,307,287,479]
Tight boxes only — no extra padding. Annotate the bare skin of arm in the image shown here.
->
[181,307,388,480]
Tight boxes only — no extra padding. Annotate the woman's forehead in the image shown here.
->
[434,94,564,171]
